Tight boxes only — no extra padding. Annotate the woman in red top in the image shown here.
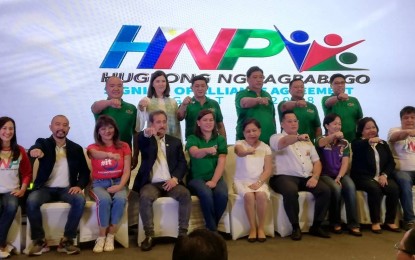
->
[0,117,32,258]
[87,115,131,253]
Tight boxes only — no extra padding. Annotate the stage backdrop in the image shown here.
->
[1,0,414,148]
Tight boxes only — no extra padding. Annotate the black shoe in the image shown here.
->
[371,228,382,234]
[257,236,267,242]
[309,226,331,238]
[291,228,302,241]
[247,237,256,243]
[348,229,362,237]
[331,226,343,234]
[141,237,154,251]
[383,224,401,233]
[403,221,414,231]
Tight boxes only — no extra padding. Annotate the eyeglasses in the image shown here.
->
[395,242,414,256]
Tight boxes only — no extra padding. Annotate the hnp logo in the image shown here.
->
[100,25,365,72]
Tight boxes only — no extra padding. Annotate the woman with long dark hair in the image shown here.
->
[0,117,32,257]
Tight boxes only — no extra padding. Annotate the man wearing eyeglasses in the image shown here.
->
[322,73,363,142]
[395,228,415,259]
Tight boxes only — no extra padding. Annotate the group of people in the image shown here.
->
[0,65,414,258]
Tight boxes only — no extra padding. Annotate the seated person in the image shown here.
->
[234,119,272,242]
[186,109,228,232]
[87,115,130,253]
[316,113,361,236]
[26,115,90,256]
[132,110,191,252]
[351,117,400,233]
[269,110,331,241]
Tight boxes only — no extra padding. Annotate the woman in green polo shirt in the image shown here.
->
[186,109,228,231]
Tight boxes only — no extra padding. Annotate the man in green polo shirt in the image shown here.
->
[235,66,276,144]
[278,78,321,144]
[177,75,226,140]
[322,73,363,142]
[91,76,139,169]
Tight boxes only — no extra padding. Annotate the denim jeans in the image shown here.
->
[26,187,86,240]
[320,175,360,228]
[90,178,128,228]
[187,178,228,231]
[393,170,415,222]
[139,183,191,237]
[0,193,19,246]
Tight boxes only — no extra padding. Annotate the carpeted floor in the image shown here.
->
[12,226,403,260]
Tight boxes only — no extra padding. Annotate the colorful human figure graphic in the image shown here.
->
[275,26,365,72]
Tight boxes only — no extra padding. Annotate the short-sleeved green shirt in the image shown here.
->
[184,97,223,139]
[94,99,137,148]
[278,100,321,143]
[321,95,363,142]
[186,134,227,181]
[235,88,276,144]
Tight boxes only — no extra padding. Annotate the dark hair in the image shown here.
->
[400,106,415,119]
[246,66,263,78]
[242,118,261,131]
[147,70,170,98]
[0,117,20,161]
[322,113,341,135]
[191,75,209,87]
[149,110,167,123]
[329,73,346,84]
[355,117,379,139]
[289,78,304,88]
[403,228,415,255]
[194,109,218,139]
[172,229,228,260]
[94,115,121,148]
[281,110,296,121]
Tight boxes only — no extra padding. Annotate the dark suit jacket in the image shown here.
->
[28,136,90,190]
[132,132,187,193]
[350,138,396,181]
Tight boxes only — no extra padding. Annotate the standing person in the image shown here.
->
[0,117,32,258]
[87,115,130,253]
[186,109,228,232]
[235,66,276,145]
[136,70,182,139]
[351,117,400,233]
[26,115,90,256]
[269,110,331,241]
[389,106,415,230]
[91,76,139,169]
[132,110,191,252]
[234,119,272,242]
[177,75,226,140]
[278,78,321,144]
[322,73,363,142]
[316,113,361,236]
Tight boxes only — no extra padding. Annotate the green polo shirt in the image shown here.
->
[322,95,363,142]
[278,100,321,143]
[184,97,223,139]
[235,88,276,144]
[94,99,137,148]
[186,134,227,181]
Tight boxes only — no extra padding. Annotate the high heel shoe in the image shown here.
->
[383,224,401,233]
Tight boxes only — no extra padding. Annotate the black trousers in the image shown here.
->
[269,175,331,227]
[353,177,399,224]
